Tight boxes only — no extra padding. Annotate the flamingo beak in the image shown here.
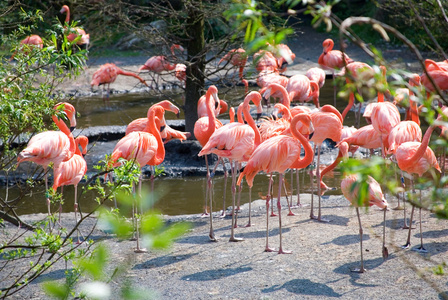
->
[309,132,314,140]
[70,126,76,132]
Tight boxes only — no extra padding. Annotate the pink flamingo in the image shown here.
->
[237,113,314,253]
[268,43,296,73]
[305,67,326,89]
[339,124,382,157]
[318,38,353,104]
[309,105,343,221]
[10,35,43,61]
[395,120,441,252]
[257,71,289,106]
[340,126,359,156]
[17,102,77,215]
[126,100,180,135]
[386,118,422,217]
[286,74,320,108]
[260,82,291,109]
[199,91,262,241]
[218,48,248,80]
[175,63,186,88]
[60,5,90,47]
[138,44,184,89]
[197,95,228,118]
[341,62,376,127]
[341,173,388,273]
[253,50,279,73]
[53,135,88,242]
[91,63,148,99]
[194,86,222,222]
[126,99,189,146]
[370,101,401,157]
[110,105,165,253]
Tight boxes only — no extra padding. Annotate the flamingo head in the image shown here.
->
[156,100,180,118]
[54,102,77,131]
[76,136,89,155]
[60,5,69,14]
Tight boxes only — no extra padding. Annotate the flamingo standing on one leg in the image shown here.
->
[318,38,353,105]
[341,173,389,273]
[395,120,441,252]
[52,135,88,243]
[10,35,44,61]
[110,105,166,253]
[237,113,314,253]
[199,91,263,241]
[91,63,148,99]
[60,5,90,47]
[309,105,343,222]
[139,44,185,89]
[17,102,77,216]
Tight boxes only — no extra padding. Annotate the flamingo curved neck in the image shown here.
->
[117,68,147,86]
[321,105,343,124]
[341,93,354,121]
[289,115,314,169]
[320,143,348,179]
[145,113,165,165]
[62,6,70,24]
[204,90,217,140]
[273,84,290,108]
[52,114,76,161]
[402,125,435,166]
[310,81,320,108]
[242,104,261,147]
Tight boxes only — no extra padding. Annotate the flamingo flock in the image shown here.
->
[14,18,448,273]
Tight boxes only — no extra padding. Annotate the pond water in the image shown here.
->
[11,80,368,216]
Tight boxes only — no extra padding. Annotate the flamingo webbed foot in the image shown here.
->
[229,236,244,242]
[245,222,253,227]
[287,211,296,216]
[278,248,292,254]
[316,217,330,223]
[413,246,428,253]
[401,242,411,249]
[270,213,278,217]
[351,267,366,273]
[134,248,148,253]
[265,247,276,252]
[209,234,218,242]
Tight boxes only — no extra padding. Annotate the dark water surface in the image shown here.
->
[12,81,366,216]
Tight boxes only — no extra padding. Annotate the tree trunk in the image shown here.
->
[184,0,205,138]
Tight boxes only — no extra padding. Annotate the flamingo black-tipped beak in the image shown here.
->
[160,125,166,132]
[256,113,262,121]
[309,132,314,140]
[176,112,180,118]
[70,126,76,132]
[281,61,288,69]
